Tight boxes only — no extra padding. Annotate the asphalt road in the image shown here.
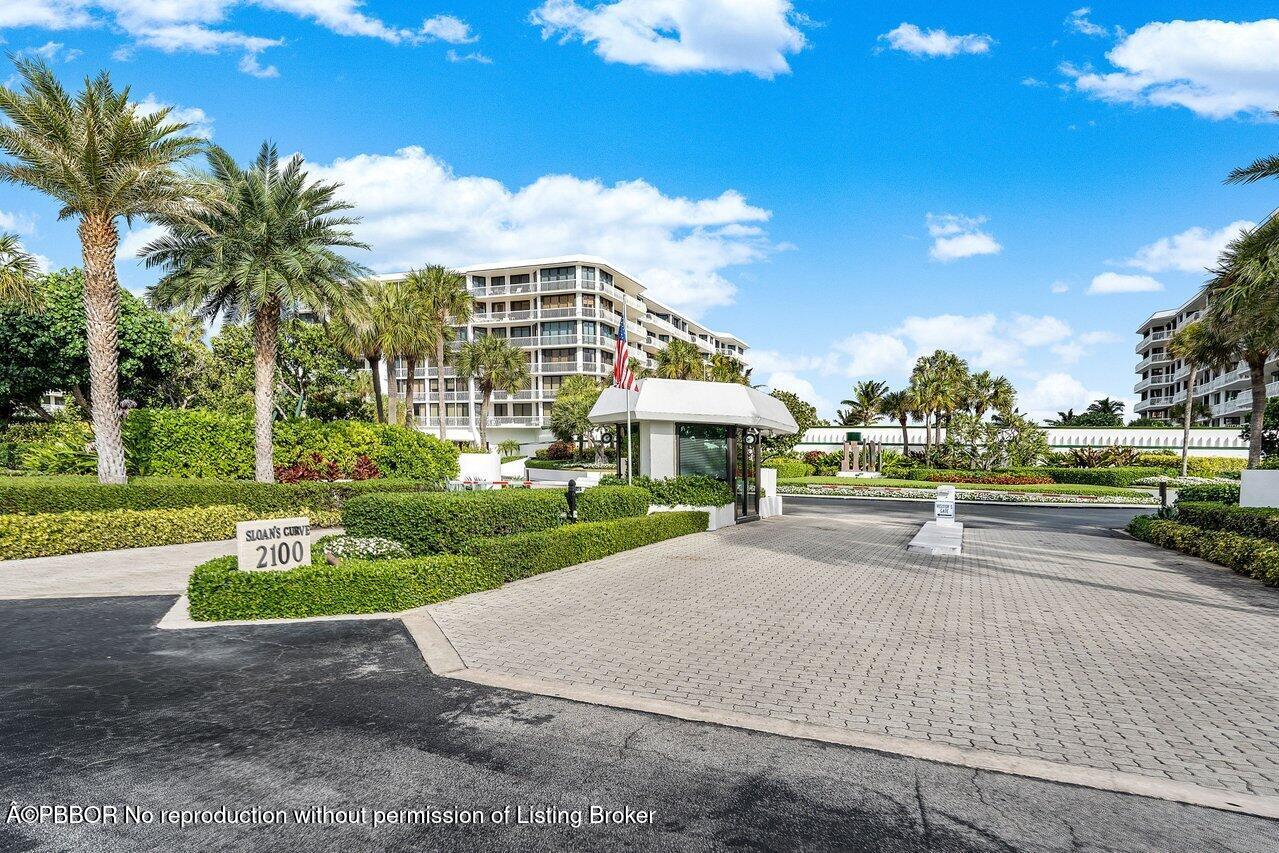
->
[785,495,1152,532]
[3,595,1277,852]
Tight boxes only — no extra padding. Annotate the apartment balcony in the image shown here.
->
[502,334,613,349]
[414,417,473,429]
[1133,375,1171,394]
[534,360,609,376]
[394,366,458,379]
[486,416,549,428]
[470,276,642,310]
[1135,352,1171,372]
[472,307,625,326]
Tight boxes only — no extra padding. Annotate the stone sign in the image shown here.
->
[934,486,956,526]
[236,517,311,572]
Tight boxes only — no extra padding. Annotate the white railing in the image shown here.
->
[1135,352,1170,372]
[473,308,624,325]
[534,361,608,376]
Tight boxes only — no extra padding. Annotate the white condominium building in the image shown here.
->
[383,256,748,446]
[1134,287,1279,426]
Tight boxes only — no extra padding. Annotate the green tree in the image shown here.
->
[0,233,39,309]
[0,269,177,421]
[152,311,213,409]
[654,338,705,380]
[839,379,888,426]
[762,389,822,457]
[1226,112,1279,185]
[456,335,530,450]
[880,389,913,456]
[707,353,751,384]
[549,375,604,459]
[145,143,368,482]
[0,59,206,482]
[411,265,472,440]
[1168,320,1233,476]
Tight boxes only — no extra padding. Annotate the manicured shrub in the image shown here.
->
[316,534,410,561]
[461,511,710,582]
[0,504,259,560]
[541,441,575,461]
[762,457,810,479]
[1175,501,1279,544]
[602,474,735,506]
[1134,453,1247,478]
[918,470,1054,486]
[1176,482,1241,505]
[577,485,650,522]
[1005,466,1168,487]
[0,476,439,516]
[343,489,568,555]
[1127,515,1279,585]
[187,552,501,621]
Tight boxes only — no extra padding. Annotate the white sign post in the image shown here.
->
[236,517,312,572]
[934,486,957,526]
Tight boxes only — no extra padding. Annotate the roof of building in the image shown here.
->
[589,379,798,435]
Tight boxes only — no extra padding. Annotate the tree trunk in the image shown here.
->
[1180,365,1197,478]
[899,417,909,456]
[1247,355,1267,469]
[252,303,280,483]
[70,384,93,418]
[479,390,491,450]
[402,357,417,428]
[368,354,385,424]
[78,215,127,484]
[386,355,399,426]
[435,338,448,441]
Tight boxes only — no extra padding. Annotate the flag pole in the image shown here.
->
[626,379,632,485]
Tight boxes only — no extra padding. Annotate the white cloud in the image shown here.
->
[1050,280,1070,293]
[1087,272,1164,294]
[744,349,837,376]
[765,371,833,416]
[308,145,776,315]
[0,209,37,235]
[1065,8,1112,38]
[1079,330,1121,345]
[1021,76,1047,87]
[116,224,166,261]
[17,40,81,62]
[1123,220,1255,273]
[133,94,214,139]
[831,332,910,378]
[878,23,993,58]
[1010,314,1071,347]
[1020,372,1131,423]
[925,213,1002,262]
[0,2,93,30]
[529,0,808,78]
[421,14,477,44]
[238,53,280,78]
[1063,19,1279,119]
[446,49,492,65]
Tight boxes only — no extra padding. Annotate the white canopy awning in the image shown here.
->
[588,379,798,435]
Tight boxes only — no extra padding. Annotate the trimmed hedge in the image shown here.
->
[918,470,1054,485]
[762,458,810,479]
[1176,501,1279,544]
[1134,454,1248,478]
[0,476,439,516]
[461,510,710,582]
[1176,482,1241,505]
[577,485,650,522]
[1127,515,1279,585]
[603,474,735,507]
[344,489,566,555]
[187,552,502,621]
[0,504,260,560]
[1006,466,1168,487]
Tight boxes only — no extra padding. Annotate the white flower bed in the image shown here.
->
[778,485,1157,505]
[1131,476,1235,487]
[318,535,410,561]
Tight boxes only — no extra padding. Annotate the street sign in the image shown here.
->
[236,517,311,572]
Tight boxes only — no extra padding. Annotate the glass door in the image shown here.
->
[731,428,760,522]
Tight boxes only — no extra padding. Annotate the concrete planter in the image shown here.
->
[649,503,736,531]
[1240,470,1279,508]
[525,466,605,486]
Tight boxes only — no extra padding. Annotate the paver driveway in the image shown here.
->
[429,506,1279,809]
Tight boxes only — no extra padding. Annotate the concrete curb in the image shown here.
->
[434,665,1279,821]
[402,609,467,675]
[155,595,402,630]
[781,493,1157,509]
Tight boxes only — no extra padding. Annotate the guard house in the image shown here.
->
[588,379,798,523]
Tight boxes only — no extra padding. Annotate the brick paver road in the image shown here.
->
[430,509,1279,802]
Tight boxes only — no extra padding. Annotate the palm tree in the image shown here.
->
[655,338,705,380]
[408,265,472,440]
[1045,408,1078,426]
[0,234,39,308]
[456,335,530,450]
[1168,320,1233,476]
[1226,112,1279,185]
[881,389,913,456]
[145,143,368,482]
[965,370,1015,420]
[708,353,751,384]
[840,379,888,426]
[1086,397,1125,418]
[327,281,387,423]
[0,59,205,483]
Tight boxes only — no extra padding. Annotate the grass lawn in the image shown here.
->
[778,477,1151,499]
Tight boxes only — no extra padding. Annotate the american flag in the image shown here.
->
[614,315,636,390]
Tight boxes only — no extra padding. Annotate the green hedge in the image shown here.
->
[0,476,439,516]
[1134,454,1247,477]
[1127,515,1279,585]
[187,552,501,621]
[762,458,810,479]
[1006,466,1168,487]
[0,504,261,560]
[603,474,735,506]
[461,511,710,582]
[344,489,566,555]
[1176,501,1279,543]
[1177,483,1241,504]
[577,485,650,522]
[120,408,459,481]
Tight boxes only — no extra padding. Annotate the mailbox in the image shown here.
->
[934,486,956,526]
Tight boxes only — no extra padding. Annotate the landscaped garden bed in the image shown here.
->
[778,477,1157,504]
[1128,514,1279,586]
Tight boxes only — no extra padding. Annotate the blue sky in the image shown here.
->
[1,1,1277,420]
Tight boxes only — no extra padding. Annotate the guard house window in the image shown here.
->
[678,424,730,481]
[539,266,576,282]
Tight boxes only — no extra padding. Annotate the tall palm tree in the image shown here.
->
[965,370,1016,420]
[1168,320,1234,476]
[655,338,705,380]
[0,59,205,483]
[0,234,39,308]
[881,389,913,456]
[408,265,472,440]
[1086,397,1125,418]
[708,353,751,384]
[327,280,388,423]
[456,335,530,450]
[840,379,889,425]
[1226,112,1279,185]
[145,143,368,482]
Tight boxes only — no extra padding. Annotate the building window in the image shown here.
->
[539,266,576,282]
[511,273,530,284]
[491,276,505,286]
[581,266,596,281]
[471,275,486,287]
[541,294,574,309]
[542,348,575,364]
[511,299,531,312]
[541,320,575,338]
[677,424,729,481]
[600,270,614,286]
[510,325,533,339]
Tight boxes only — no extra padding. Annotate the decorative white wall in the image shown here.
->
[797,427,1249,458]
